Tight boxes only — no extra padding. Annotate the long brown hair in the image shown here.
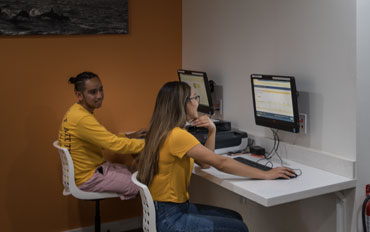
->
[137,81,191,186]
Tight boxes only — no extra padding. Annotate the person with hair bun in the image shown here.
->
[58,71,146,200]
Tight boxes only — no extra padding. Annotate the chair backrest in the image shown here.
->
[53,140,119,200]
[131,172,157,232]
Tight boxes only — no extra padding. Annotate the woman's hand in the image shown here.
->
[263,167,296,179]
[190,115,216,133]
[191,115,216,153]
[126,128,147,139]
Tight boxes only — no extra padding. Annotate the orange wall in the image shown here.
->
[0,0,182,231]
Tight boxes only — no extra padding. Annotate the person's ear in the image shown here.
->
[75,90,84,102]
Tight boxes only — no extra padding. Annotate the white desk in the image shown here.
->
[192,153,356,232]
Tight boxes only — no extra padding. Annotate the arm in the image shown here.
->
[125,128,147,139]
[76,115,144,154]
[187,144,296,179]
[189,115,215,169]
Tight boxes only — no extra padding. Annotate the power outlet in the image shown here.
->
[299,113,307,134]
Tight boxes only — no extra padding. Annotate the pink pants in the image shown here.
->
[78,161,138,200]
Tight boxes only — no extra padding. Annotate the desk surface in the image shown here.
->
[192,154,356,207]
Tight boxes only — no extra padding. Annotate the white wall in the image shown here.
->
[355,1,370,231]
[183,0,358,231]
[183,0,356,159]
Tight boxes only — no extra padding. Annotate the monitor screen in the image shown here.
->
[178,69,214,115]
[251,74,299,133]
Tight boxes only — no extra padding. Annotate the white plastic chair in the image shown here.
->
[131,171,157,232]
[53,140,119,232]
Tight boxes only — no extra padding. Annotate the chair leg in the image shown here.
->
[95,199,101,232]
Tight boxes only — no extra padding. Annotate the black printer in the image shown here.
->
[186,120,248,150]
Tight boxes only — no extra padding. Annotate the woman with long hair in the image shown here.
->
[137,81,295,232]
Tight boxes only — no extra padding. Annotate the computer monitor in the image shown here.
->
[251,74,300,133]
[178,69,214,115]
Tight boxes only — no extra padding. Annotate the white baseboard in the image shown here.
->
[64,216,142,232]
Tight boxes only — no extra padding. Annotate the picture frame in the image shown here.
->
[0,0,128,35]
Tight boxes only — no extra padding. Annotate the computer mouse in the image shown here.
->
[290,173,298,178]
[276,172,297,180]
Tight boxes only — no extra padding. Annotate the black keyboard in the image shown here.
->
[233,157,298,179]
[233,156,272,171]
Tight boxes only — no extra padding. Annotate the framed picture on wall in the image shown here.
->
[0,0,128,35]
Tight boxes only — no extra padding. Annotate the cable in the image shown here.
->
[268,129,283,166]
[265,128,277,159]
[256,129,303,177]
[274,129,283,166]
[265,128,278,160]
[256,158,273,168]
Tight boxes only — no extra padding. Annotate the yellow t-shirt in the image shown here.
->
[149,127,200,203]
[58,103,145,186]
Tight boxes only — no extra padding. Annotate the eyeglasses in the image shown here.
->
[188,95,200,103]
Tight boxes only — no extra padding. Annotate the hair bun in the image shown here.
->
[69,76,76,84]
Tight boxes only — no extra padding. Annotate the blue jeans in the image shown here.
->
[154,201,248,232]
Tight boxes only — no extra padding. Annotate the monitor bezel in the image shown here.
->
[178,69,214,115]
[250,74,300,133]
